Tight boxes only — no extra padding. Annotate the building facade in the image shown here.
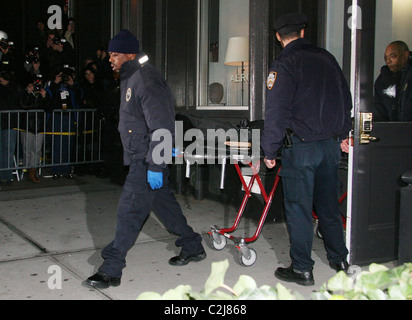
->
[1,0,411,265]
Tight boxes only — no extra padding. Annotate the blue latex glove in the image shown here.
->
[147,170,163,190]
[172,147,180,157]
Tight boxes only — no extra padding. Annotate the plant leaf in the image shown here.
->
[203,259,230,296]
[327,271,353,292]
[233,275,257,296]
[276,283,296,300]
[388,285,406,300]
[357,270,392,291]
[162,285,192,300]
[368,263,389,273]
[137,291,163,300]
[211,290,236,300]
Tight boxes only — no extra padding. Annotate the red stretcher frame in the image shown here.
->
[216,160,281,243]
[208,159,347,266]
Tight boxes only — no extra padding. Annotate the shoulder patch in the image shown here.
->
[126,88,132,102]
[267,71,277,90]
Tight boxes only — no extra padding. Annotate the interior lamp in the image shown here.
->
[224,36,249,105]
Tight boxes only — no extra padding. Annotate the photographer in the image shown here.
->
[44,30,75,81]
[78,66,104,175]
[22,45,43,83]
[0,30,16,75]
[64,18,75,50]
[0,70,22,185]
[45,67,83,179]
[24,46,41,74]
[32,20,47,49]
[19,75,51,183]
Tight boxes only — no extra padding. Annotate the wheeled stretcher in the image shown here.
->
[208,160,281,267]
[183,145,281,267]
[183,144,347,267]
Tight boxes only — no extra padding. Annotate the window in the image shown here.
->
[374,0,412,80]
[197,0,250,110]
[326,0,412,80]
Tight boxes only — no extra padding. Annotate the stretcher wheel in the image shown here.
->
[238,248,257,267]
[209,232,227,250]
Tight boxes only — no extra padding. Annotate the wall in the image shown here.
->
[392,0,412,46]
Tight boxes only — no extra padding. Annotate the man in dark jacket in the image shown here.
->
[373,41,412,121]
[45,67,83,179]
[43,30,75,81]
[86,30,205,289]
[20,75,51,183]
[261,13,352,286]
[0,70,22,184]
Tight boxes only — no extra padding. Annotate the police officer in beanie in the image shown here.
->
[86,29,205,289]
[261,13,352,286]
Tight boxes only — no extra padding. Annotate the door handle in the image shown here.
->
[359,113,379,144]
[360,133,379,144]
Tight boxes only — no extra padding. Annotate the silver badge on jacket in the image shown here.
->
[126,88,132,101]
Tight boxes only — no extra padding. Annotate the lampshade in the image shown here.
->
[224,36,249,66]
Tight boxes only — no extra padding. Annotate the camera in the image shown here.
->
[0,40,14,51]
[62,74,71,83]
[61,67,73,84]
[25,47,39,64]
[33,74,43,92]
[52,36,66,46]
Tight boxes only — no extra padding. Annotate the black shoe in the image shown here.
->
[330,261,350,274]
[275,266,314,286]
[85,271,121,289]
[168,251,207,266]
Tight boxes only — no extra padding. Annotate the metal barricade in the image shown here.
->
[0,109,103,176]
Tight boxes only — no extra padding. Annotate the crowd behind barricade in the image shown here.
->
[0,18,120,188]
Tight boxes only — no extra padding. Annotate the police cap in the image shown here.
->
[274,13,308,34]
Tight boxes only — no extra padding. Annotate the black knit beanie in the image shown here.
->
[108,29,140,54]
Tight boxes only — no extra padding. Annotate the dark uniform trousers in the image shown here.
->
[280,136,348,272]
[99,159,203,278]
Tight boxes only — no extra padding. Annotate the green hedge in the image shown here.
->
[137,259,412,300]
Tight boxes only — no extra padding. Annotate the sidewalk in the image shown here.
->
[0,174,394,300]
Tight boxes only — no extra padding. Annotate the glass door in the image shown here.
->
[344,0,412,264]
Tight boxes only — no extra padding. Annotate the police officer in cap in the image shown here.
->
[261,13,352,286]
[85,30,205,289]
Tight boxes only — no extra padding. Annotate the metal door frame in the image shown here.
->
[344,0,409,264]
[345,0,360,264]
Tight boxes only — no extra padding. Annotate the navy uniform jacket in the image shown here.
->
[261,38,352,160]
[118,57,175,172]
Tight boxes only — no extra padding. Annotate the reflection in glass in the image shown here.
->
[197,0,249,108]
